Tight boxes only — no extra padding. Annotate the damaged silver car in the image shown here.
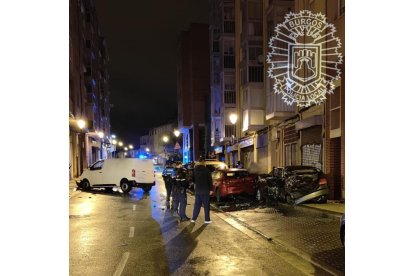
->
[256,166,328,205]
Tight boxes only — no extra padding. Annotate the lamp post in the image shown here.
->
[229,113,238,168]
[76,119,86,176]
[229,113,238,144]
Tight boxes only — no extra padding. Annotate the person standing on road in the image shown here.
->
[176,166,190,222]
[162,169,173,209]
[191,157,212,224]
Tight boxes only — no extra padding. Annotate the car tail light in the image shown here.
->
[319,177,327,185]
[132,169,136,177]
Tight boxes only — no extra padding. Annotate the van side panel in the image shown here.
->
[133,159,155,184]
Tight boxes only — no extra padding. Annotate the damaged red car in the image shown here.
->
[210,169,256,202]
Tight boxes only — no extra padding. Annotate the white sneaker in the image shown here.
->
[204,220,212,224]
[191,219,195,223]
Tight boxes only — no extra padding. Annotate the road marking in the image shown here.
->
[113,252,129,276]
[132,205,136,211]
[129,227,134,238]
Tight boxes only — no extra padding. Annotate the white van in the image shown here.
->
[76,158,155,193]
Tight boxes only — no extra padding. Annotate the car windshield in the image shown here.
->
[212,171,223,180]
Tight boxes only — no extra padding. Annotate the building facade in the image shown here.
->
[207,0,345,199]
[209,0,237,163]
[69,0,111,179]
[177,23,211,163]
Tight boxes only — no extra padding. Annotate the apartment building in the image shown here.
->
[209,0,237,163]
[69,0,111,178]
[207,0,345,199]
[177,23,211,163]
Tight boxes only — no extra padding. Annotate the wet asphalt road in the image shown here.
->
[70,174,339,275]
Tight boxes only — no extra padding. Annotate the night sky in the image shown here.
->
[95,0,209,145]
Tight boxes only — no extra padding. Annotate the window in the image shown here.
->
[248,66,264,82]
[248,46,263,62]
[284,143,297,166]
[223,6,235,33]
[90,160,104,170]
[223,40,235,68]
[225,124,236,138]
[224,75,236,104]
[248,22,262,36]
[213,41,219,53]
[330,87,341,130]
[248,2,262,19]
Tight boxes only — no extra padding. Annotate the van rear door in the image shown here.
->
[135,159,154,184]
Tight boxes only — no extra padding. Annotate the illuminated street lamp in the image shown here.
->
[229,113,238,125]
[229,113,238,146]
[98,131,104,139]
[128,145,133,149]
[145,148,150,152]
[77,119,86,130]
[124,147,128,151]
[162,136,169,143]
[118,141,123,147]
[174,129,180,137]
[112,139,117,145]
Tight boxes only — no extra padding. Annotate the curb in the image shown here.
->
[294,204,344,219]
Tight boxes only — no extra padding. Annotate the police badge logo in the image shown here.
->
[267,10,343,107]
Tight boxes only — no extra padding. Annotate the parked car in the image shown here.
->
[340,214,345,246]
[76,158,155,193]
[210,169,256,202]
[255,166,328,205]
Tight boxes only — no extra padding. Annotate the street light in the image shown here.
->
[162,136,169,143]
[174,130,180,137]
[118,141,123,147]
[124,147,128,151]
[145,148,150,152]
[77,119,86,129]
[112,139,117,145]
[111,134,116,139]
[98,131,104,139]
[229,113,238,125]
[128,145,133,149]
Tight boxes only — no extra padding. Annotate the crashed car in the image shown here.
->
[211,169,256,202]
[256,166,328,205]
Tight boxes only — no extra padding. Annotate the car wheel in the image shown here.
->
[316,196,327,204]
[120,180,132,193]
[142,186,151,193]
[216,188,221,202]
[340,225,345,246]
[82,179,91,190]
[285,194,294,205]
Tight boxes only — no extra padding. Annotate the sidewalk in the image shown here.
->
[69,179,81,199]
[300,200,345,216]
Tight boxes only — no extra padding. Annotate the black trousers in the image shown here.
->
[191,194,210,221]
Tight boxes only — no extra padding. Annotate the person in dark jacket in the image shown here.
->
[175,166,190,222]
[191,157,213,224]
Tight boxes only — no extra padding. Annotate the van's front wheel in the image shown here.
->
[120,180,132,193]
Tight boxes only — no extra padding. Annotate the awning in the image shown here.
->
[295,115,323,131]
